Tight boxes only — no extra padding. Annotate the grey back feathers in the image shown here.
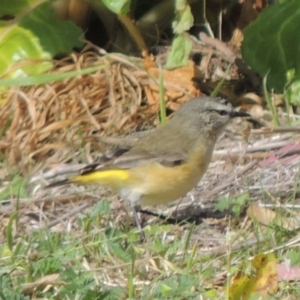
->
[81,96,248,171]
[113,96,243,168]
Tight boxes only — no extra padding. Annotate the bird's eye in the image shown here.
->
[218,110,228,116]
[219,99,228,106]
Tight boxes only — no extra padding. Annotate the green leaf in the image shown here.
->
[215,197,231,212]
[0,0,37,16]
[165,34,192,69]
[287,249,300,267]
[19,2,83,56]
[0,175,27,200]
[165,0,193,69]
[0,26,52,79]
[241,0,300,92]
[102,0,131,15]
[231,194,249,216]
[0,0,84,85]
[161,284,172,296]
[285,76,300,105]
[215,194,249,217]
[6,211,18,251]
[173,0,194,34]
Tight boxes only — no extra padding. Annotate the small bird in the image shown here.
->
[46,96,249,238]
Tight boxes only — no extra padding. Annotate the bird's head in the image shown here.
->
[171,96,249,140]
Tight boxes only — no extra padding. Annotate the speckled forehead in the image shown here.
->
[204,97,233,110]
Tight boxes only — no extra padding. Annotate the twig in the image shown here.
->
[214,140,294,155]
[251,126,300,134]
[198,236,265,256]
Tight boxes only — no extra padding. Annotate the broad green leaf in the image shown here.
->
[0,26,51,78]
[19,2,83,56]
[165,34,192,69]
[102,0,131,15]
[241,0,300,92]
[0,0,84,92]
[0,0,38,16]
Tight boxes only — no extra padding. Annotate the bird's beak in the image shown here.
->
[232,110,250,118]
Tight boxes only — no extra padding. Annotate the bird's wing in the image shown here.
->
[79,147,186,176]
[80,124,192,175]
[114,148,186,168]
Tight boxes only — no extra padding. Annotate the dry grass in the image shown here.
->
[0,45,198,178]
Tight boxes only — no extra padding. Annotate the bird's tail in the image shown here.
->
[45,179,71,188]
[45,168,130,190]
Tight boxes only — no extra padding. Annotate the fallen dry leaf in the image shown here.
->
[247,204,276,226]
[229,253,278,299]
[277,263,300,281]
[247,204,300,231]
[147,61,200,109]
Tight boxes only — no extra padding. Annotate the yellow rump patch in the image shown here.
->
[71,169,130,186]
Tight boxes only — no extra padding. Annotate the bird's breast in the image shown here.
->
[125,160,207,206]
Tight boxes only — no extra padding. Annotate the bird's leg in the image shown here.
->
[130,202,146,241]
